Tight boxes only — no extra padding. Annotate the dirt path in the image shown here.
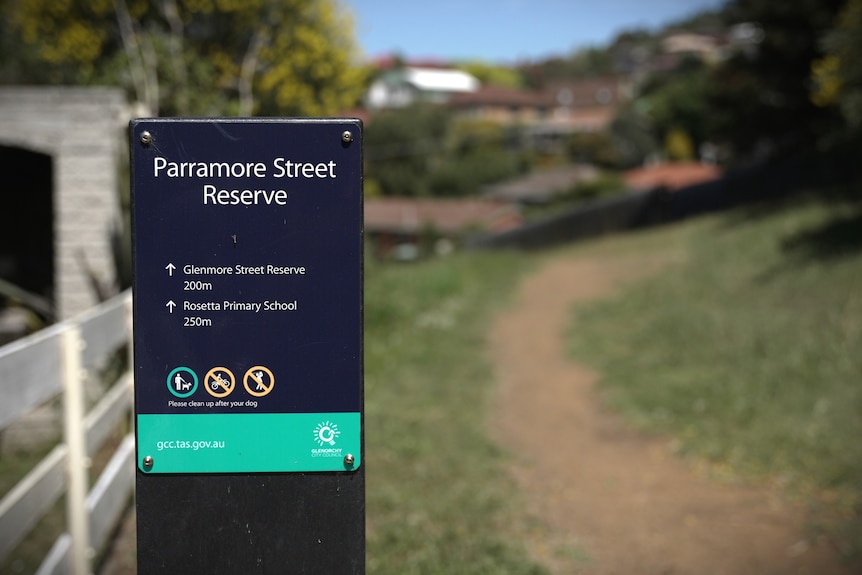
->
[491,254,853,575]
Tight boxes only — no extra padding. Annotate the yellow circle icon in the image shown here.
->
[243,366,275,397]
[204,367,235,398]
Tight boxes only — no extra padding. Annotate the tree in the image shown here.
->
[641,60,715,157]
[457,61,522,89]
[364,107,525,198]
[517,45,616,90]
[812,0,862,129]
[3,0,367,116]
[707,0,846,158]
[430,118,523,196]
[608,105,659,168]
[567,131,621,168]
[364,105,451,197]
[565,46,616,79]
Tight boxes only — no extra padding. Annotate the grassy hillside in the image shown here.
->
[566,195,862,557]
[364,252,545,574]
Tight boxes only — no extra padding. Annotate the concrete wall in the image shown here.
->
[0,87,127,319]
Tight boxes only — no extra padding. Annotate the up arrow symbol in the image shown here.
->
[165,263,176,276]
[166,300,176,313]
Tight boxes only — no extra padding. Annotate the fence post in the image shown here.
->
[61,325,92,575]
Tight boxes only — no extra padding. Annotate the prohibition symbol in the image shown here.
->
[204,367,235,398]
[243,366,275,397]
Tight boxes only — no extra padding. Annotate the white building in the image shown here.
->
[366,66,480,109]
[0,87,127,322]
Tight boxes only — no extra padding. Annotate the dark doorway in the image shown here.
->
[0,145,54,316]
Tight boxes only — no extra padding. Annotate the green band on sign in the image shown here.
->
[137,412,361,473]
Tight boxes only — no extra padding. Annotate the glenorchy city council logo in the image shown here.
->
[313,421,340,446]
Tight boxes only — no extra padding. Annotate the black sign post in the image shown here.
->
[130,119,364,574]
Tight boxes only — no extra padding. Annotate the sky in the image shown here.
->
[343,0,728,64]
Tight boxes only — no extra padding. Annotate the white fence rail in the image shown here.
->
[0,291,134,575]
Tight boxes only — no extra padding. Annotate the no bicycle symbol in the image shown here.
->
[243,366,275,397]
[205,367,235,398]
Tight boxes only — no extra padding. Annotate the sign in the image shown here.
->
[131,119,363,475]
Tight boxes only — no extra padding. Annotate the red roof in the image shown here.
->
[624,162,722,191]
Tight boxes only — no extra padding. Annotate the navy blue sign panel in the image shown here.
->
[131,118,362,474]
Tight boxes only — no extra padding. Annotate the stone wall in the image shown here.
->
[0,87,127,319]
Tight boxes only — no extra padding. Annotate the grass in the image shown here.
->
[565,195,862,558]
[364,251,547,575]
[0,352,131,574]
[8,193,858,570]
[1,251,543,575]
[0,426,133,575]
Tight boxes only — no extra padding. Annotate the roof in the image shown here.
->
[623,162,722,191]
[662,33,720,55]
[447,85,549,108]
[364,198,522,234]
[546,77,625,109]
[405,67,479,92]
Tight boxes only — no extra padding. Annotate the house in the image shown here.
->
[366,66,480,109]
[447,85,549,124]
[544,77,628,131]
[0,87,127,323]
[662,33,722,64]
[525,77,630,152]
[445,77,630,155]
[364,197,522,259]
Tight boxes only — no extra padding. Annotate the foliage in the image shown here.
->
[572,171,625,199]
[706,0,847,158]
[521,171,625,222]
[589,0,857,167]
[640,60,714,154]
[365,108,526,197]
[364,252,547,574]
[664,128,695,161]
[458,60,523,88]
[2,0,367,117]
[607,105,660,168]
[0,0,43,83]
[567,131,621,168]
[428,148,521,197]
[813,0,862,129]
[811,54,844,108]
[430,118,523,196]
[517,46,615,89]
[364,105,450,197]
[606,29,661,77]
[567,196,862,558]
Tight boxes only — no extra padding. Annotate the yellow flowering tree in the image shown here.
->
[5,0,367,116]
